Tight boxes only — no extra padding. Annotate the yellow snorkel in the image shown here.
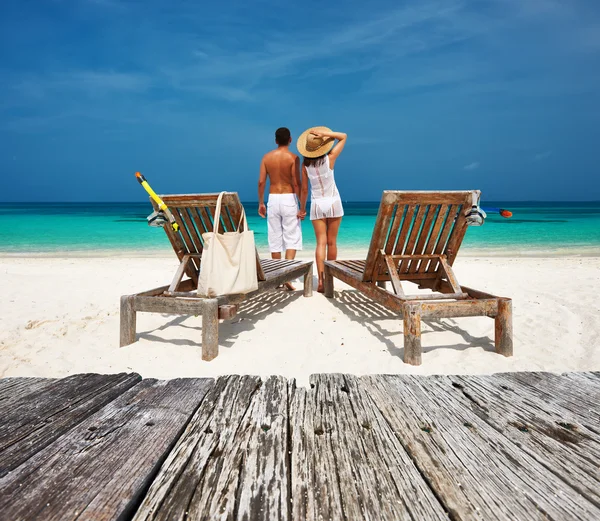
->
[135,172,179,232]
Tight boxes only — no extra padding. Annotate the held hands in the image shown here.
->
[258,203,267,218]
[297,209,307,220]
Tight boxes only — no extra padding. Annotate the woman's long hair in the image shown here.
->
[303,154,327,168]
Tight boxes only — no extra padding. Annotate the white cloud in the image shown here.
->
[464,162,480,171]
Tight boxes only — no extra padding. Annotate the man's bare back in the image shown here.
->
[262,148,300,195]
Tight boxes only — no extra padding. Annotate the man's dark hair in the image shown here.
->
[275,127,291,146]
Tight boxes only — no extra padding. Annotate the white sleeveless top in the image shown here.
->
[305,155,344,220]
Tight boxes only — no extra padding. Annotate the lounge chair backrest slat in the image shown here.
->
[362,191,476,282]
[155,192,266,281]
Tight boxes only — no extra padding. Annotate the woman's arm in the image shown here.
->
[310,129,347,169]
[298,164,309,219]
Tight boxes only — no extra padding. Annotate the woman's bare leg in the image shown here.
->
[312,219,327,292]
[325,217,342,261]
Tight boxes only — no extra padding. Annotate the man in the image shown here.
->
[258,127,304,289]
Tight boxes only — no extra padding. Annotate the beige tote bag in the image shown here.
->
[197,192,259,297]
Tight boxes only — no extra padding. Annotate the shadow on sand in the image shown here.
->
[137,289,303,349]
[329,290,496,358]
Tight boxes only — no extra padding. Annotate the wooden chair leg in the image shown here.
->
[403,303,422,365]
[324,267,334,298]
[202,298,219,361]
[119,295,136,347]
[304,265,313,297]
[495,298,513,357]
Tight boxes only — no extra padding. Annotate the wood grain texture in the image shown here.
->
[0,372,141,477]
[289,374,450,521]
[133,375,289,521]
[1,372,598,520]
[360,374,600,521]
[447,374,600,507]
[0,377,213,521]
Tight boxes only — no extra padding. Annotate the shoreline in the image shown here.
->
[2,248,600,259]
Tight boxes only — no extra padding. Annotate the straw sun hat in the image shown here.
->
[296,126,335,158]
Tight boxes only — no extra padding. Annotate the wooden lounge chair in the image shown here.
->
[120,192,313,360]
[323,190,513,365]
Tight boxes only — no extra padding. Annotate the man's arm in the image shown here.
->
[258,158,267,218]
[292,156,301,201]
[293,156,301,200]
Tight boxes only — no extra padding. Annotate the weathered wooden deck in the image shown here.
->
[1,372,599,520]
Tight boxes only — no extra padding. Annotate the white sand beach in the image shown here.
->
[1,253,599,388]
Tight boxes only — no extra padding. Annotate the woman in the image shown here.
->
[297,127,347,293]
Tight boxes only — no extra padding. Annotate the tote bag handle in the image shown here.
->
[212,192,248,233]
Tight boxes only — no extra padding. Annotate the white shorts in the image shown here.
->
[267,193,302,252]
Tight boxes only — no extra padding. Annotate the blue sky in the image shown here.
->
[1,0,599,202]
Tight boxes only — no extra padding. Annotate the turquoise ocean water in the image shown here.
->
[1,202,599,256]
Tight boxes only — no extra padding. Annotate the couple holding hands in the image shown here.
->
[258,126,347,293]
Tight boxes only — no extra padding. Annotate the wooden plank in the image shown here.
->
[289,374,450,520]
[360,374,600,521]
[447,374,600,506]
[439,256,462,294]
[133,295,209,315]
[495,298,513,356]
[303,263,313,297]
[493,372,600,428]
[171,208,200,277]
[262,260,300,274]
[399,205,426,273]
[403,292,468,301]
[363,195,396,282]
[345,260,366,272]
[136,279,195,297]
[120,295,137,346]
[419,298,497,318]
[419,204,449,273]
[384,254,405,297]
[177,208,203,255]
[150,199,198,284]
[428,204,460,274]
[403,303,422,365]
[0,377,213,521]
[202,298,219,361]
[260,261,312,284]
[326,261,405,314]
[167,254,192,294]
[133,375,290,521]
[182,207,206,248]
[161,192,241,207]
[0,372,141,478]
[444,204,470,266]
[383,204,404,254]
[408,204,438,272]
[379,190,476,205]
[392,204,416,255]
[224,203,240,230]
[0,377,56,407]
[199,205,216,234]
[189,207,210,236]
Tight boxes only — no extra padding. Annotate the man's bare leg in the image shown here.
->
[272,251,295,290]
[283,249,296,290]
